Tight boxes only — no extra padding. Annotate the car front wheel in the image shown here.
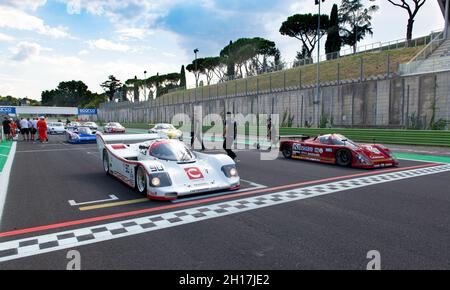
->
[282,145,292,159]
[103,150,110,175]
[135,166,148,194]
[336,149,352,167]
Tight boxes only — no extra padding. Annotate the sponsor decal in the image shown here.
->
[184,167,204,180]
[0,107,16,114]
[314,148,324,154]
[365,146,381,154]
[78,108,97,115]
[325,148,333,153]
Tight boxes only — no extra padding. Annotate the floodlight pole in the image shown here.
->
[315,0,323,127]
[194,48,199,88]
[144,70,147,101]
[445,0,450,39]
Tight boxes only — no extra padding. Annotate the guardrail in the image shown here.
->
[399,31,446,75]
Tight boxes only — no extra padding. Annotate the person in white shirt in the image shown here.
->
[19,117,30,141]
[31,117,38,141]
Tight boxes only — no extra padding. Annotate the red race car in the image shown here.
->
[279,134,399,169]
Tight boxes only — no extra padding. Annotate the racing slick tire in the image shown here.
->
[282,144,293,159]
[336,149,352,167]
[135,166,148,195]
[103,150,111,175]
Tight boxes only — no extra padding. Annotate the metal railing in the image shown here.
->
[398,30,447,75]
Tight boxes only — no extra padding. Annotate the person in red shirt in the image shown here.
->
[37,116,48,143]
[9,120,17,139]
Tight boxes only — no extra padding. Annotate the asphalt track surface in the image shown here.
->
[0,135,449,269]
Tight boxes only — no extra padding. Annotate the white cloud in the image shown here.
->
[78,49,89,56]
[88,38,131,52]
[115,28,151,40]
[0,33,15,42]
[9,42,42,62]
[0,6,71,38]
[1,0,47,11]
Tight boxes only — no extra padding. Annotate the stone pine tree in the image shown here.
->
[387,0,427,47]
[179,65,186,88]
[100,75,123,101]
[325,4,342,60]
[339,0,379,54]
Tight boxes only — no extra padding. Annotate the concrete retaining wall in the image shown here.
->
[98,71,450,129]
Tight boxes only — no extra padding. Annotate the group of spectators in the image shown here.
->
[2,116,49,143]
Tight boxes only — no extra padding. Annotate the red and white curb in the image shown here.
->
[0,164,449,263]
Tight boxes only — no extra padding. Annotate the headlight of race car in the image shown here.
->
[356,153,372,165]
[222,165,238,178]
[149,172,172,187]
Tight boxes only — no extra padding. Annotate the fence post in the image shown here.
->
[360,57,364,82]
[299,69,302,89]
[269,74,272,93]
[387,54,391,78]
[337,62,340,84]
[245,78,248,96]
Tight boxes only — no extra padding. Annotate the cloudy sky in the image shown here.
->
[0,0,444,100]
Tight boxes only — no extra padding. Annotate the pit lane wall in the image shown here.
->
[98,70,450,130]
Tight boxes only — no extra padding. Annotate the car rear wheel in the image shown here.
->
[103,150,110,175]
[336,149,352,167]
[135,166,147,194]
[282,145,292,159]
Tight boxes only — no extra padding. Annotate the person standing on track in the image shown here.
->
[37,116,48,143]
[2,117,11,141]
[9,118,17,140]
[223,111,238,162]
[19,117,30,141]
[30,117,38,141]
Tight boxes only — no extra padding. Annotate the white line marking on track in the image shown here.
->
[68,195,119,206]
[0,164,449,262]
[16,147,97,153]
[0,142,16,223]
[171,179,266,204]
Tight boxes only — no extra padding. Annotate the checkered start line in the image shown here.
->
[1,164,449,263]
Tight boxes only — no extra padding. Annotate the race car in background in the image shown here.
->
[104,122,126,134]
[65,126,97,144]
[149,123,183,140]
[279,134,399,169]
[66,122,81,130]
[47,122,66,134]
[82,122,98,133]
[97,133,240,200]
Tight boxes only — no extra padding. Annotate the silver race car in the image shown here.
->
[97,133,240,201]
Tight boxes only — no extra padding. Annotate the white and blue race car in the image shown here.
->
[96,133,240,201]
[66,126,97,144]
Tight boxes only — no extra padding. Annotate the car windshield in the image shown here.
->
[78,127,92,134]
[332,134,358,147]
[150,141,195,162]
[156,124,174,130]
[110,123,121,127]
[53,123,63,127]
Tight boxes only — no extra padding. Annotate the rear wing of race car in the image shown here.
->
[279,135,310,141]
[96,132,163,156]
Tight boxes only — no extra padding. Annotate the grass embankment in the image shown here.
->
[160,46,423,100]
